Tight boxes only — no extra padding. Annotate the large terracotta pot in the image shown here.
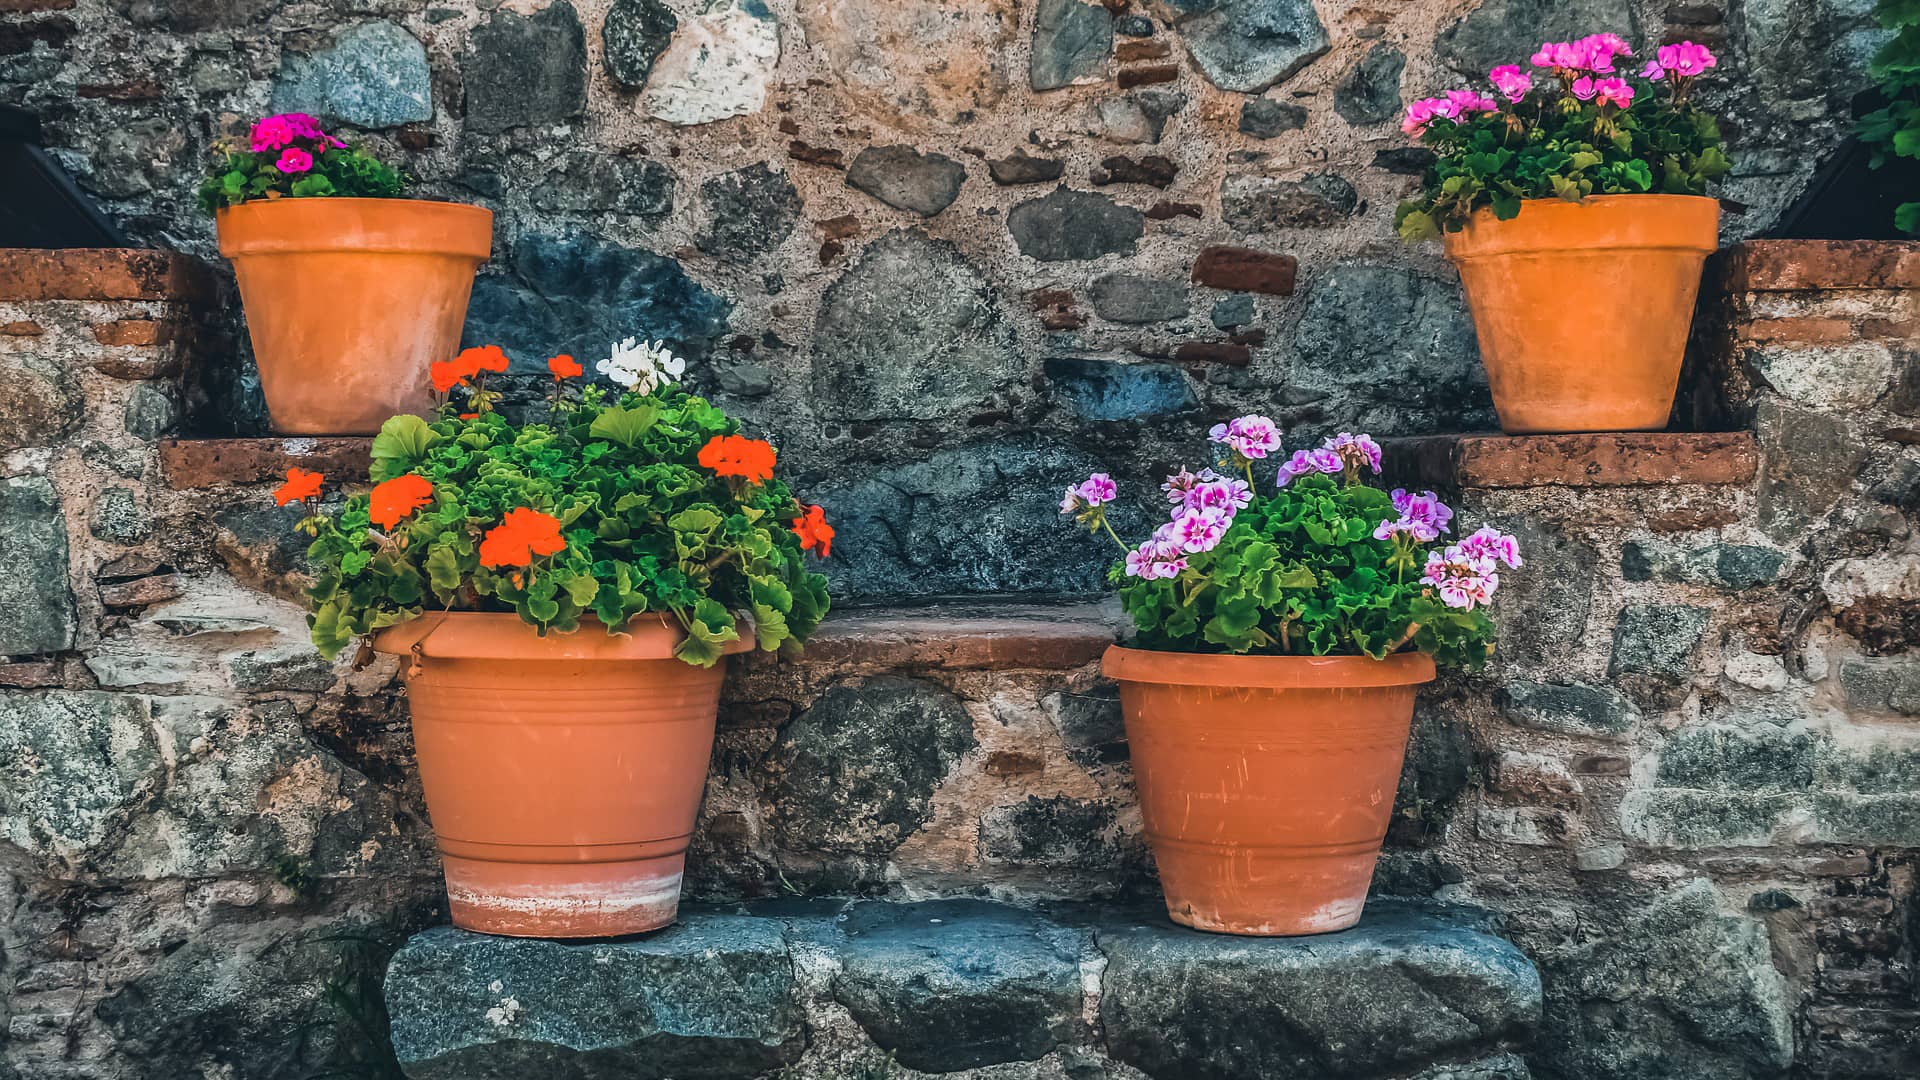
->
[216,197,493,436]
[372,612,752,938]
[1103,646,1436,936]
[1444,194,1720,434]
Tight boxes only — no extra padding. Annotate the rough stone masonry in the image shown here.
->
[0,1,1916,1079]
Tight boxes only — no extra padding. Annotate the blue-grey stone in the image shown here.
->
[697,163,802,262]
[1211,293,1255,329]
[764,677,976,856]
[1101,901,1542,1077]
[1222,172,1358,229]
[845,145,967,217]
[601,0,677,87]
[1435,0,1638,75]
[832,900,1088,1071]
[0,476,75,655]
[1498,681,1639,740]
[810,229,1017,421]
[1031,0,1113,91]
[1239,97,1308,138]
[462,232,731,376]
[271,21,432,129]
[1609,604,1711,680]
[1620,541,1788,590]
[88,487,150,545]
[814,436,1123,599]
[1089,272,1188,323]
[385,919,804,1079]
[1045,356,1195,420]
[1655,724,1819,792]
[528,151,674,216]
[1334,43,1403,125]
[1008,188,1144,261]
[1161,0,1330,93]
[463,2,588,132]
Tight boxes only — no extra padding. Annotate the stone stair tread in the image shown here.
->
[160,435,373,489]
[785,597,1122,672]
[1382,431,1759,491]
[384,897,1542,1080]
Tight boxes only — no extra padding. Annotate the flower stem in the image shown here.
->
[1099,518,1130,554]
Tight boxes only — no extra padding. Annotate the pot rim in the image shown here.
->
[370,610,755,662]
[216,196,494,259]
[1444,192,1720,260]
[1101,644,1437,689]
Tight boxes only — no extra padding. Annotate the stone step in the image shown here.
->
[384,898,1542,1080]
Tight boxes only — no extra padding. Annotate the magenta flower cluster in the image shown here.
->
[1403,33,1718,137]
[1207,414,1282,460]
[248,113,346,175]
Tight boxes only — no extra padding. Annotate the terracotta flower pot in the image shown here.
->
[1444,194,1720,435]
[372,612,752,938]
[216,197,493,436]
[1103,646,1436,936]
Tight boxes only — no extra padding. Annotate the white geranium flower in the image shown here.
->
[595,337,686,394]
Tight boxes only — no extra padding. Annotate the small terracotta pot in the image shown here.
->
[1103,646,1436,936]
[1444,194,1720,435]
[373,612,751,938]
[216,197,493,436]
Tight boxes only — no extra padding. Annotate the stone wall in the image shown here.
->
[0,0,1894,603]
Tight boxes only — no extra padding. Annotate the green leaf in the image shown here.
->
[369,414,439,481]
[1897,201,1920,236]
[589,402,664,448]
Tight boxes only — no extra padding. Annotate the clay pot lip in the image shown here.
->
[215,197,494,258]
[1102,644,1437,689]
[1444,193,1720,260]
[370,610,755,662]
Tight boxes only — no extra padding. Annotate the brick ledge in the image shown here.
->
[1383,432,1759,490]
[0,248,217,304]
[161,437,372,489]
[779,599,1120,673]
[1713,239,1920,292]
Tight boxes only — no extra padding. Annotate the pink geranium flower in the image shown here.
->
[276,148,314,174]
[1275,448,1344,488]
[1169,507,1231,555]
[1208,415,1282,461]
[250,115,295,152]
[1530,40,1585,70]
[1641,59,1666,80]
[1570,76,1598,101]
[1377,488,1454,543]
[1455,526,1523,569]
[1488,64,1532,102]
[1184,471,1253,516]
[1592,78,1634,107]
[1445,88,1501,115]
[1324,432,1383,475]
[1422,549,1501,611]
[1656,41,1716,77]
[1076,473,1117,507]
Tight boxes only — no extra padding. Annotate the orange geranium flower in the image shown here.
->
[274,467,324,506]
[429,358,467,394]
[547,353,582,379]
[368,474,434,530]
[792,504,834,558]
[479,507,568,568]
[697,434,777,484]
[458,344,510,374]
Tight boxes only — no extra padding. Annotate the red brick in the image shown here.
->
[984,750,1045,776]
[1383,432,1759,489]
[1145,201,1202,220]
[1737,317,1854,343]
[160,438,372,489]
[1191,245,1296,295]
[100,574,182,609]
[77,79,163,102]
[787,141,844,169]
[0,320,42,335]
[0,660,60,687]
[1116,39,1171,63]
[92,318,172,347]
[1716,240,1920,292]
[93,351,182,381]
[780,601,1117,673]
[1174,341,1252,366]
[816,214,860,240]
[1117,63,1179,89]
[0,249,214,304]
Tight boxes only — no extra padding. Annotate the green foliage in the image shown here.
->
[1860,0,1920,234]
[197,120,406,214]
[1113,476,1496,670]
[298,383,830,667]
[1397,81,1730,241]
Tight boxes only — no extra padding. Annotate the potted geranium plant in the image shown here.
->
[274,340,832,937]
[1395,35,1730,434]
[200,113,492,436]
[1062,419,1520,935]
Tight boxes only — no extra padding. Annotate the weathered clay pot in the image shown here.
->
[373,612,751,938]
[216,197,492,436]
[1103,646,1437,936]
[1444,194,1720,434]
